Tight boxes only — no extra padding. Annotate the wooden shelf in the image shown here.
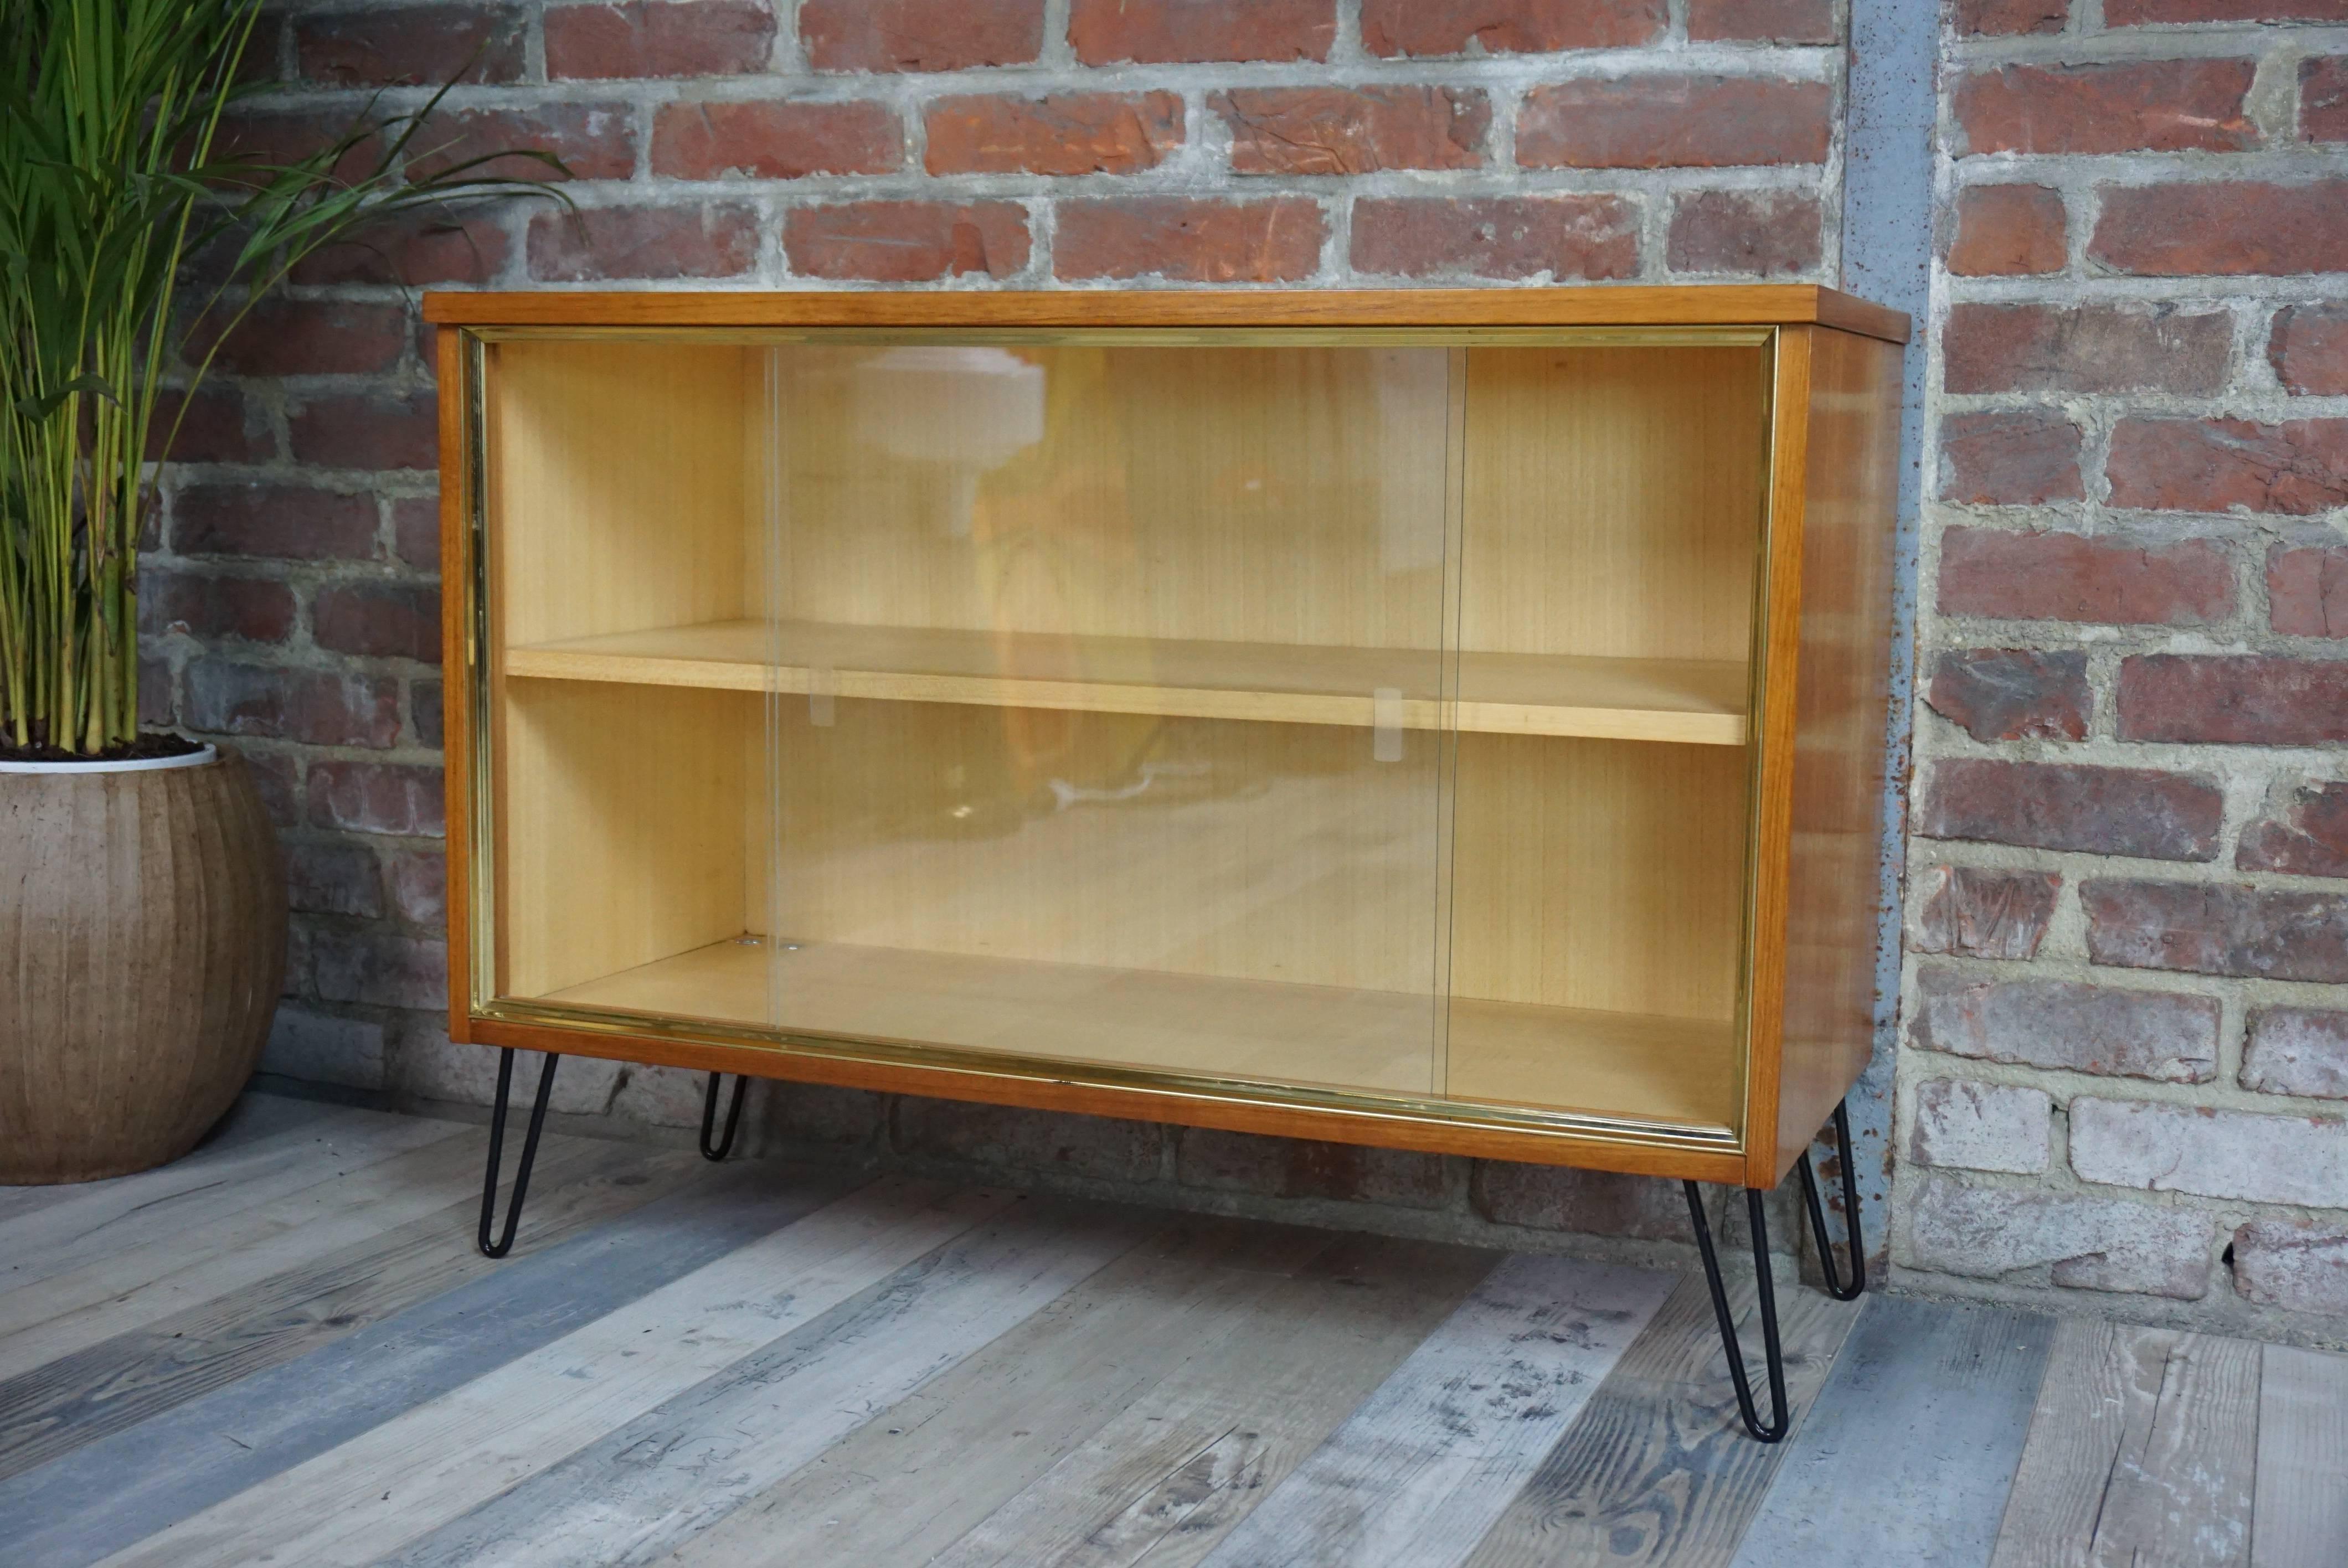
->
[537,937,1742,1133]
[503,621,1749,746]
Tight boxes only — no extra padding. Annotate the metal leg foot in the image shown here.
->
[478,1048,560,1258]
[1682,1180,1792,1443]
[1683,1098,1867,1442]
[699,1073,748,1162]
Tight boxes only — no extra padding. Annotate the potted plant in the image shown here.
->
[0,0,556,1182]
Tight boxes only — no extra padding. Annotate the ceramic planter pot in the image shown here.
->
[0,746,286,1183]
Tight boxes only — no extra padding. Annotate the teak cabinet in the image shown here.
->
[428,287,1906,1193]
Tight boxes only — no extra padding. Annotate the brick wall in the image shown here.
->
[1898,0,2348,1339]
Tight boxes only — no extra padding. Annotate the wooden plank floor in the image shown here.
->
[1,1093,2342,1568]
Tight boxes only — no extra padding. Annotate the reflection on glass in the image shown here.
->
[482,333,1769,1138]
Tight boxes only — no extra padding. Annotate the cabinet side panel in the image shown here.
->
[1769,327,1902,1181]
[439,327,476,1038]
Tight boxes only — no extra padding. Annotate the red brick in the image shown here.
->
[1054,198,1322,283]
[1925,648,2090,741]
[924,93,1180,177]
[526,203,758,281]
[1912,867,2062,961]
[411,680,444,747]
[313,582,441,663]
[148,388,271,465]
[1471,1164,1691,1240]
[1955,0,2067,32]
[1520,76,1829,168]
[653,100,900,180]
[1937,528,2234,626]
[287,840,386,919]
[2239,781,2348,878]
[1947,185,2067,277]
[2306,58,2348,142]
[2091,180,2348,276]
[800,0,1042,71]
[294,4,526,86]
[1954,61,2256,157]
[1350,195,1637,281]
[892,1098,1160,1182]
[1071,0,1332,64]
[1177,1128,1448,1208]
[1919,759,2223,862]
[196,299,408,378]
[312,930,447,1011]
[2232,1219,2348,1316]
[291,212,511,287]
[784,201,1029,281]
[2084,879,2348,984]
[2109,0,2348,20]
[2243,1008,2348,1099]
[2269,304,2348,395]
[405,102,639,182]
[392,498,442,575]
[545,2,771,78]
[173,484,378,561]
[2122,654,2348,746]
[1687,0,1834,41]
[215,110,382,184]
[1362,0,1664,56]
[138,570,298,645]
[1666,190,1822,276]
[387,847,449,929]
[1944,304,2231,396]
[1213,87,1486,175]
[1909,967,2220,1082]
[2270,545,2348,637]
[1938,410,2083,506]
[183,659,402,748]
[308,761,447,836]
[2108,417,2348,516]
[287,390,439,472]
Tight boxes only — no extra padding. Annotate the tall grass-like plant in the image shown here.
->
[0,0,558,755]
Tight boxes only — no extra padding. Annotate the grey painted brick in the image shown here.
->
[1907,966,2220,1083]
[392,1033,624,1118]
[1909,1078,2051,1174]
[2241,1008,2348,1101]
[261,1004,386,1092]
[1904,1174,2210,1299]
[2071,1098,2348,1208]
[2231,1219,2348,1316]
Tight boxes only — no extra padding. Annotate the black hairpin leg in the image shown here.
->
[700,1072,748,1162]
[1682,1097,1867,1443]
[478,1048,560,1259]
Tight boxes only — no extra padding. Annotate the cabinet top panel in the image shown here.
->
[421,285,1909,344]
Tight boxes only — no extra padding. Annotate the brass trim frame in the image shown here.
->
[452,322,1774,1160]
[1732,328,1784,1171]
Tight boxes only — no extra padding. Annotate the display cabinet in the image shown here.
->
[429,287,1905,1440]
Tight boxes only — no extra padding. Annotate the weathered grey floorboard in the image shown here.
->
[655,1217,1340,1568]
[0,1094,318,1229]
[1192,1254,1674,1568]
[923,1233,1501,1568]
[0,1158,858,1568]
[2252,1344,2348,1568]
[0,1123,482,1374]
[1990,1321,2258,1568]
[1731,1296,2052,1568]
[372,1195,1151,1568]
[0,1138,692,1480]
[0,1100,446,1296]
[1460,1271,1863,1568]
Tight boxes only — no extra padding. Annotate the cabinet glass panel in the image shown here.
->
[476,329,1768,1141]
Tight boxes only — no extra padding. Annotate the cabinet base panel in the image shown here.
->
[532,937,1741,1136]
